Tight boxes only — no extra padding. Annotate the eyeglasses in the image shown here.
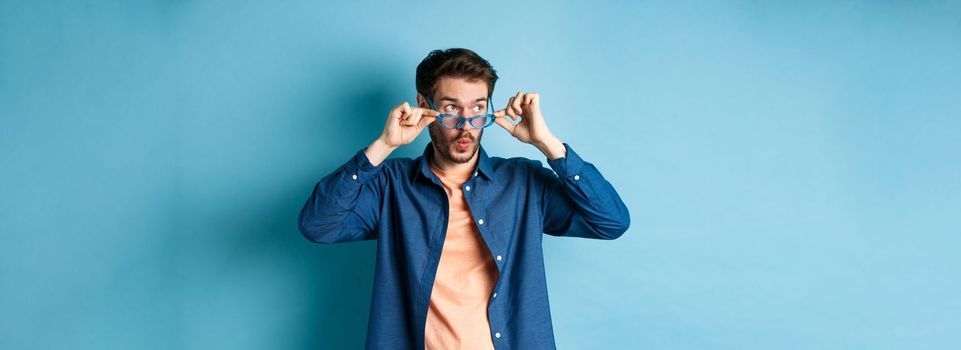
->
[426,97,497,129]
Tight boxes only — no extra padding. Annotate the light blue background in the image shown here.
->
[2,1,959,349]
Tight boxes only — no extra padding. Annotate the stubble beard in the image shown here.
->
[429,124,483,164]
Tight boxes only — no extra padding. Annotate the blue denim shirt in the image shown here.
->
[298,142,630,349]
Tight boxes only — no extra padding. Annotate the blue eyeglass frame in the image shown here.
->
[425,96,497,129]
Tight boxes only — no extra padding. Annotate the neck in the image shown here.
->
[430,145,479,173]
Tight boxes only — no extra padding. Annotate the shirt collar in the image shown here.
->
[416,142,495,183]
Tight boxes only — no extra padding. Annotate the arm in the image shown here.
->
[538,144,630,239]
[493,91,629,239]
[298,101,439,244]
[297,147,386,244]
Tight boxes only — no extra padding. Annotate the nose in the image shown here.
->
[458,117,473,131]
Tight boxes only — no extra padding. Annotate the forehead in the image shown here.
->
[433,76,488,103]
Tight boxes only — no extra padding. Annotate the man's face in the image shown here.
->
[422,76,490,164]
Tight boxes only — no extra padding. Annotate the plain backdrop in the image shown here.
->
[2,1,959,349]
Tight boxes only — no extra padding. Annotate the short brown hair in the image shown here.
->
[416,48,499,101]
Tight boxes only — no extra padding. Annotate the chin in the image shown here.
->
[447,146,477,163]
[440,139,480,163]
[429,126,483,164]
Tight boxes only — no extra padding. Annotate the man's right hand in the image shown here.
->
[365,102,439,166]
[380,101,439,148]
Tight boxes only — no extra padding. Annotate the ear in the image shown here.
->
[416,93,427,109]
[425,121,439,143]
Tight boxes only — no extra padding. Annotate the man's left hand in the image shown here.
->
[494,91,566,159]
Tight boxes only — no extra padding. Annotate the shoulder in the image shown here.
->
[380,156,417,169]
[377,157,419,178]
[488,155,554,178]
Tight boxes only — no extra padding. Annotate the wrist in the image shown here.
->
[375,136,399,151]
[534,135,565,160]
[365,137,397,167]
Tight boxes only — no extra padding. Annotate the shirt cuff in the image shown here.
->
[546,143,585,179]
[343,147,384,185]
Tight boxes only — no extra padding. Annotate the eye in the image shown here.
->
[473,105,483,112]
[445,104,460,112]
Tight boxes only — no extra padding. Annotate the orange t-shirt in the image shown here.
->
[424,164,499,350]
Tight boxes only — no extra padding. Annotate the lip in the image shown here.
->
[455,138,472,149]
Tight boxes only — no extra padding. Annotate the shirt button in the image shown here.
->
[465,185,471,191]
[496,255,502,261]
[352,174,358,180]
[478,219,484,225]
[493,292,498,298]
[573,175,580,181]
[495,332,501,338]
[474,171,478,177]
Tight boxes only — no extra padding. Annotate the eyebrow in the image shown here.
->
[439,96,488,104]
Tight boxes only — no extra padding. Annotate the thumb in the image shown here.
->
[493,111,515,133]
[494,109,518,123]
[416,114,437,129]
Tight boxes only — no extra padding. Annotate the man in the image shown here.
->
[298,48,630,349]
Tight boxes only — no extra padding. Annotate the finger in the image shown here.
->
[390,102,408,120]
[509,103,523,121]
[509,106,522,122]
[512,92,524,116]
[416,113,437,129]
[402,109,422,126]
[519,94,534,117]
[506,97,518,120]
[523,93,534,105]
[392,102,410,124]
[410,108,439,128]
[507,105,521,123]
[503,106,515,122]
[528,93,540,113]
[418,108,441,117]
[493,113,515,134]
[494,109,513,123]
